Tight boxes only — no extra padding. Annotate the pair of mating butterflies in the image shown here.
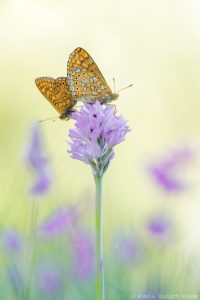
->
[35,47,120,120]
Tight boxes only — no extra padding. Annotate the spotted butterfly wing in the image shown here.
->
[35,77,76,120]
[67,47,118,104]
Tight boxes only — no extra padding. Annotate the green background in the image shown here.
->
[0,0,200,251]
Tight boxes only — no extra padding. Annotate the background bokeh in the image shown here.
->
[1,0,200,298]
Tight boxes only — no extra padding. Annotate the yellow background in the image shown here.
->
[0,0,200,250]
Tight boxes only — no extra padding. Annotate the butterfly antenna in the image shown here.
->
[117,84,133,93]
[39,116,59,123]
[113,78,116,93]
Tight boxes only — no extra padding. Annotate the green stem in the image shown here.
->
[94,174,105,300]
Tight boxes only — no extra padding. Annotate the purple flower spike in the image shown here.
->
[37,264,62,296]
[150,167,184,192]
[148,215,171,238]
[39,206,78,237]
[148,146,194,193]
[31,172,52,195]
[26,124,47,170]
[25,124,52,195]
[72,231,95,280]
[114,233,142,265]
[3,229,22,253]
[68,102,130,175]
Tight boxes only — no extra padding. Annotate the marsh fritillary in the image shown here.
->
[35,48,120,120]
[35,77,76,120]
[67,47,119,104]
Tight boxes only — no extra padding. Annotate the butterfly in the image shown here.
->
[67,47,119,104]
[35,48,129,120]
[35,77,76,120]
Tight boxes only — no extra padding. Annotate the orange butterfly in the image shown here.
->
[35,77,76,120]
[35,48,129,120]
[67,47,119,104]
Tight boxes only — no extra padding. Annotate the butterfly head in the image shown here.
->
[111,93,119,101]
[60,107,76,120]
[101,92,119,104]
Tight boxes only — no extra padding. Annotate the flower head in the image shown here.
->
[148,146,194,193]
[25,123,52,195]
[37,263,62,297]
[113,233,142,265]
[148,216,171,236]
[39,205,78,237]
[3,229,22,253]
[147,215,173,244]
[68,102,130,176]
[26,123,47,170]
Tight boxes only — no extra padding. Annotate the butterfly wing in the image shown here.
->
[35,77,76,114]
[67,47,112,103]
[54,77,76,111]
[68,67,112,103]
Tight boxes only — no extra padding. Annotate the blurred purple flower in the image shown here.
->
[37,264,62,297]
[148,215,171,237]
[25,124,52,195]
[39,206,78,237]
[31,172,51,195]
[72,231,95,280]
[26,123,47,170]
[68,102,130,176]
[114,233,142,265]
[3,230,22,253]
[148,147,194,193]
